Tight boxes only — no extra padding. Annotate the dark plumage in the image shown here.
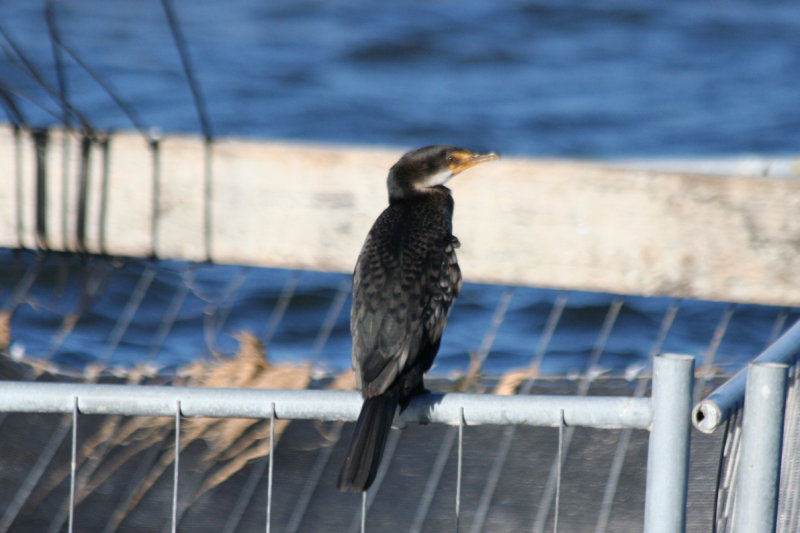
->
[338,145,499,492]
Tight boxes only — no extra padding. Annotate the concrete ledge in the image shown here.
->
[1,124,799,305]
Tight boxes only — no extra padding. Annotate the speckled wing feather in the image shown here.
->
[351,192,461,399]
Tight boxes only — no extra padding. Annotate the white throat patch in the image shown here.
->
[420,169,454,189]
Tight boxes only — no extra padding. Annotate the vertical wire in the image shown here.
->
[456,406,464,533]
[409,286,514,531]
[349,287,515,533]
[266,402,275,533]
[593,300,680,533]
[44,264,139,533]
[282,278,348,533]
[172,400,181,533]
[361,492,367,533]
[554,410,565,533]
[68,397,78,533]
[411,289,521,533]
[218,274,320,533]
[533,298,624,533]
[408,427,458,533]
[468,293,568,533]
[348,431,402,533]
[533,299,623,533]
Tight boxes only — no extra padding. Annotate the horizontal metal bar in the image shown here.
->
[0,382,653,429]
[693,319,800,433]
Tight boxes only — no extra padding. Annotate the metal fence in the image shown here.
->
[1,248,798,532]
[1,322,799,533]
[693,320,800,533]
[0,354,693,533]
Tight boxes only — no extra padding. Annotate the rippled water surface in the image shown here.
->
[2,0,799,156]
[2,251,797,377]
[1,2,798,375]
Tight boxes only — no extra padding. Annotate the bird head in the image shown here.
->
[387,145,499,201]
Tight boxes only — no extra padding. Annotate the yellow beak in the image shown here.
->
[448,150,500,174]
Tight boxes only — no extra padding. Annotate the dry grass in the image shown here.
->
[494,368,538,395]
[33,331,313,528]
[0,310,9,351]
[27,332,539,525]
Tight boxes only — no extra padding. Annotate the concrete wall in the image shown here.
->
[1,125,798,306]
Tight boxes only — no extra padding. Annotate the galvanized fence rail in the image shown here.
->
[0,354,695,533]
[4,320,800,533]
[2,248,799,532]
[692,319,800,533]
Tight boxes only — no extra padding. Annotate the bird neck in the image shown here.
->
[387,185,451,204]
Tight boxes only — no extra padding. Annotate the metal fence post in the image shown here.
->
[731,362,788,533]
[644,353,694,533]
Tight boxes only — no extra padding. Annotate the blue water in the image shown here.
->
[2,0,800,156]
[2,250,798,377]
[1,3,799,376]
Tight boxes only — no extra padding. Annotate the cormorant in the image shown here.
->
[338,145,499,492]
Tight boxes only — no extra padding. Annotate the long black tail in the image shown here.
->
[337,393,398,492]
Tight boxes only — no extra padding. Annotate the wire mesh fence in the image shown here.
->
[2,3,800,531]
[0,250,799,532]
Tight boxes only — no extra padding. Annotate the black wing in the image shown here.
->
[351,198,461,398]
